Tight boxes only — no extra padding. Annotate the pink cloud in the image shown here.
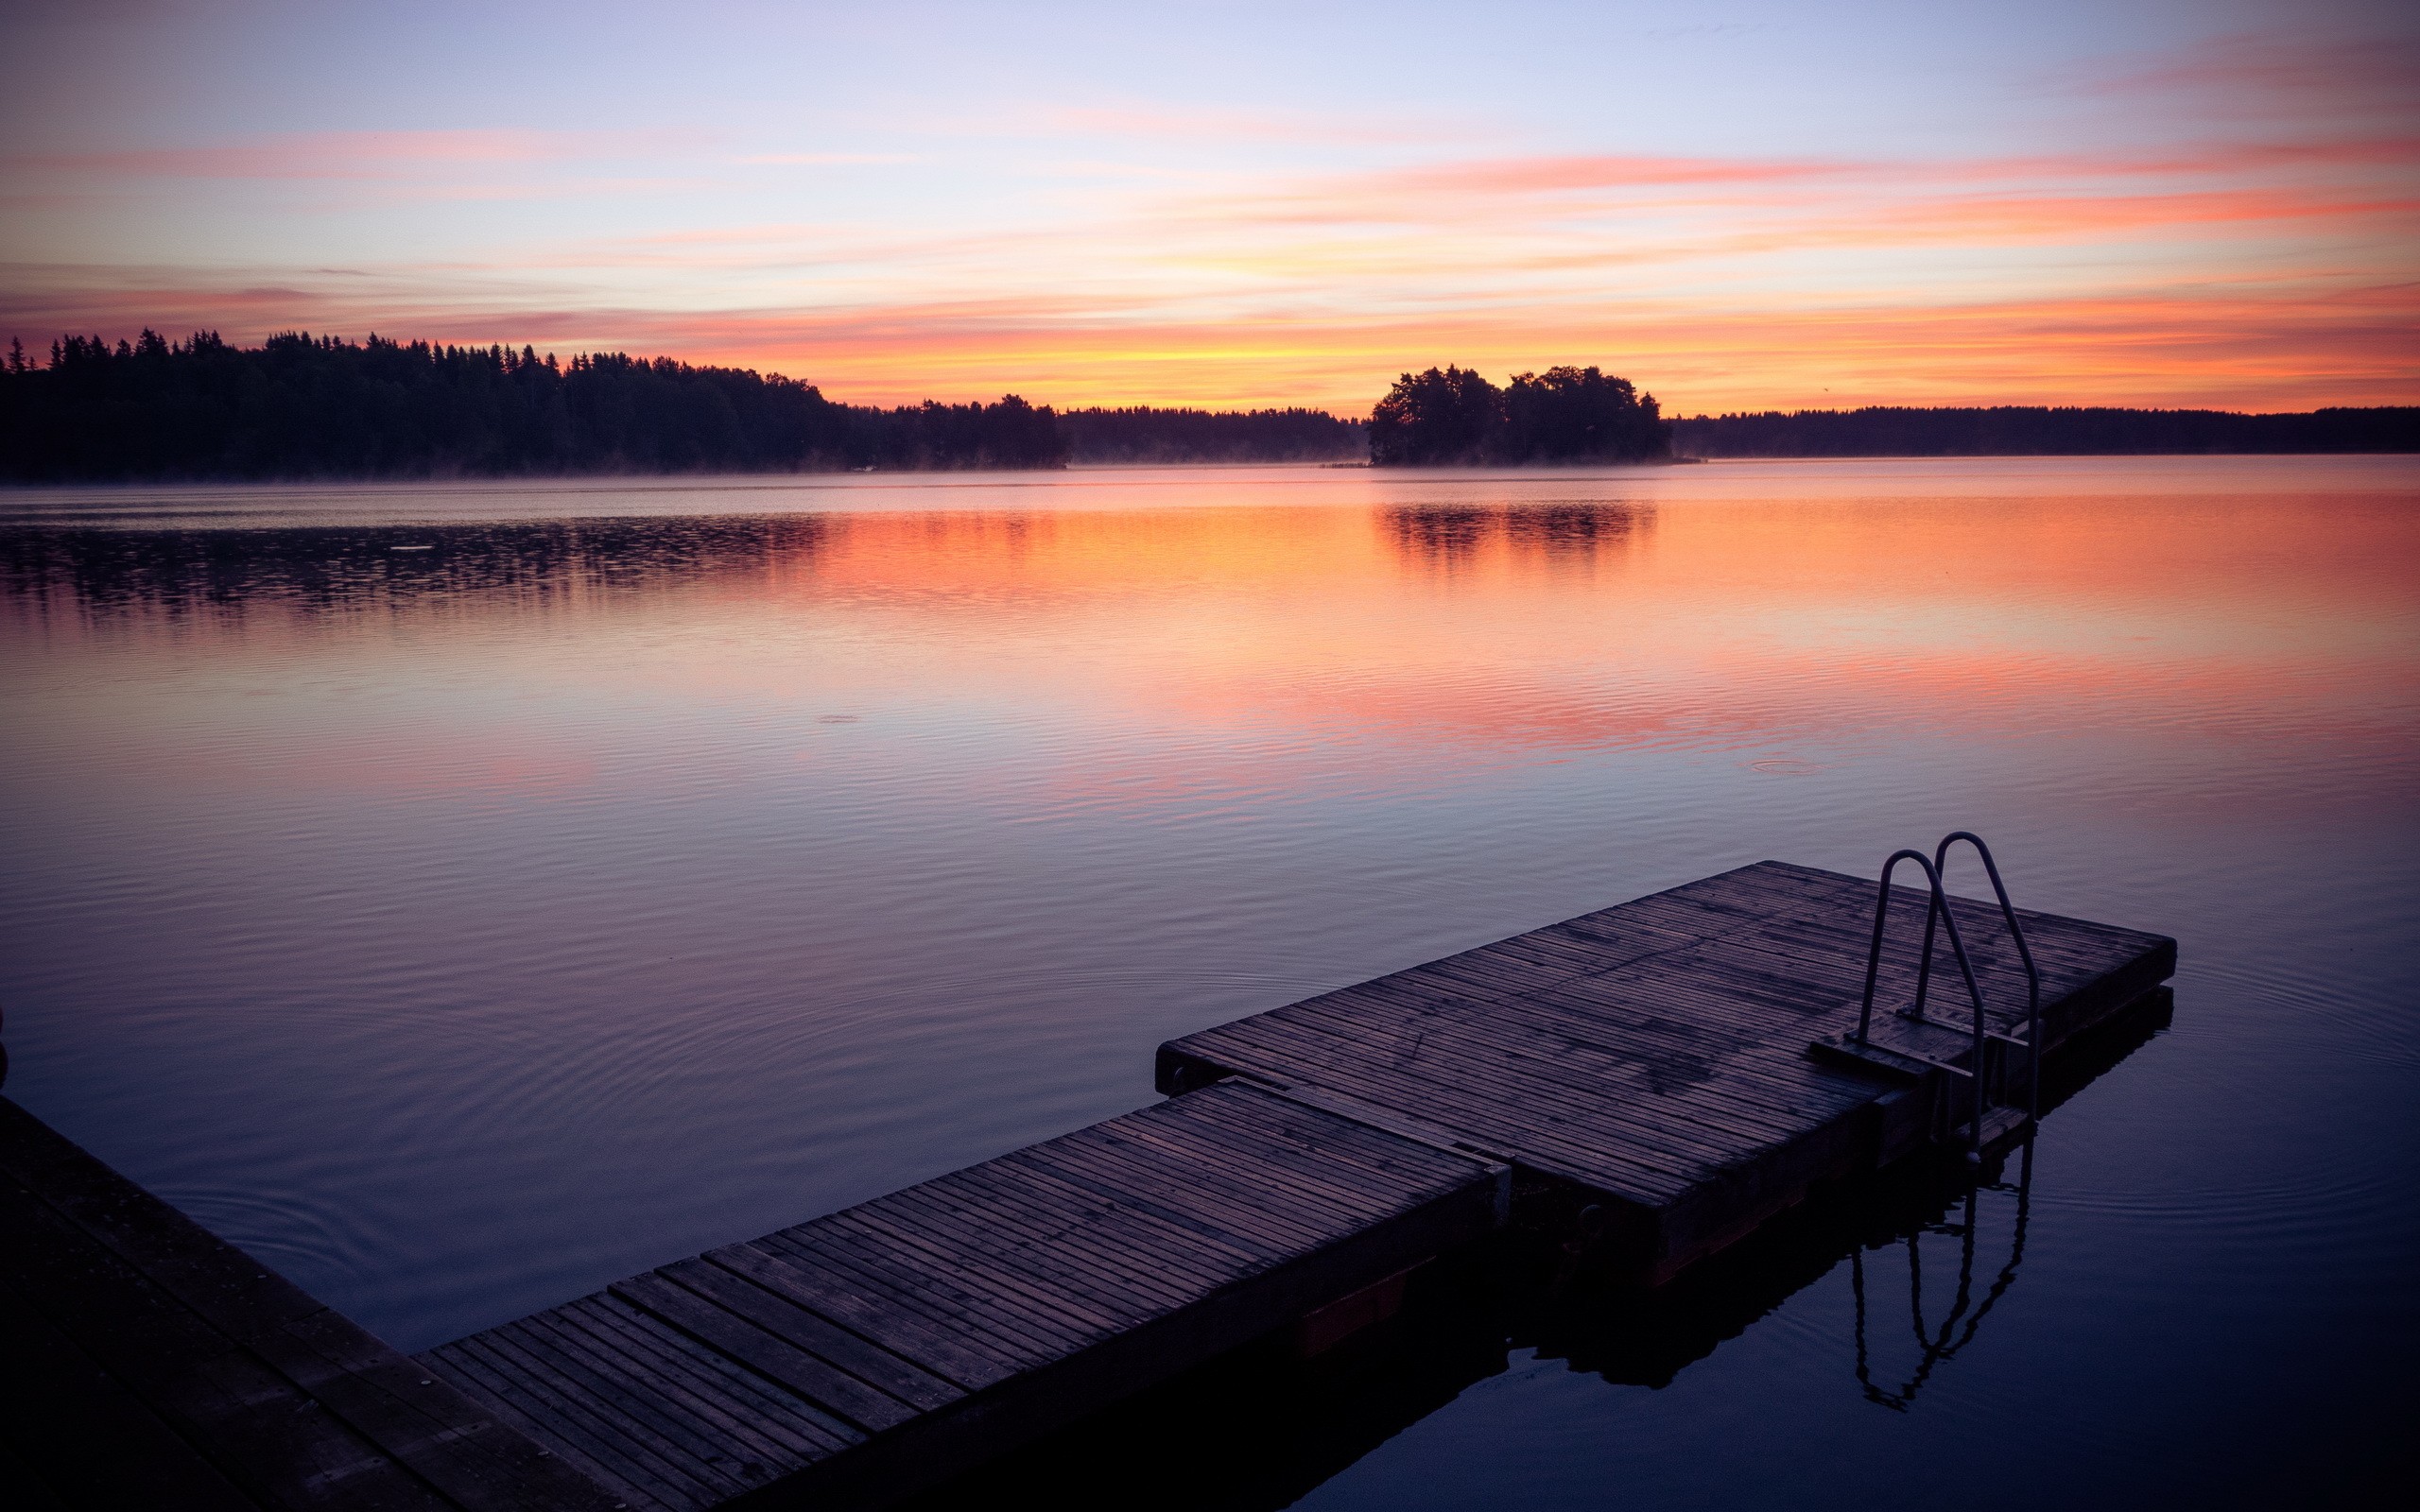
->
[2083,31,2420,116]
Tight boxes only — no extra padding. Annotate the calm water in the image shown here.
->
[3,457,2415,1505]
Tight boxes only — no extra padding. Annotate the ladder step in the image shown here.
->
[1807,1032,1973,1082]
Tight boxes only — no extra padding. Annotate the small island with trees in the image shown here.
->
[0,328,2410,481]
[1369,365,1671,465]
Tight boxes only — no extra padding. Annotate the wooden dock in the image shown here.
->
[1160,860,2174,1280]
[419,1081,1505,1510]
[4,855,2173,1509]
[0,1095,618,1512]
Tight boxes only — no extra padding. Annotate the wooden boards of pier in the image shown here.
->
[1159,859,2175,1283]
[0,1095,618,1512]
[419,1081,1508,1512]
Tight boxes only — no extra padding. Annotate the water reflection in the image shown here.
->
[0,514,834,622]
[0,500,1655,627]
[1382,501,1650,567]
[1849,1155,2031,1414]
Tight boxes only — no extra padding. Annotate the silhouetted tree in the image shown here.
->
[1500,366,1667,461]
[1369,366,1503,465]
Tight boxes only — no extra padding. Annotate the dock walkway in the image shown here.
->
[7,856,2173,1509]
[0,1096,616,1512]
[420,1082,1504,1510]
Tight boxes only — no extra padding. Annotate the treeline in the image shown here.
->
[0,331,1070,480]
[1059,406,1363,463]
[1671,405,2420,457]
[17,331,2400,480]
[0,331,1392,480]
[1370,365,1669,465]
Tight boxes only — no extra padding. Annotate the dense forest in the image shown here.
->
[0,331,1068,480]
[1368,366,1669,465]
[1059,406,1363,463]
[0,331,1379,480]
[1670,405,2420,456]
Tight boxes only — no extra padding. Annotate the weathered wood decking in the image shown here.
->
[6,856,2174,1509]
[419,1082,1505,1510]
[1161,860,2174,1280]
[0,1096,617,1512]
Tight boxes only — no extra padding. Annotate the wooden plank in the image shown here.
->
[0,1172,458,1512]
[703,1241,1015,1391]
[422,1338,685,1512]
[831,1191,1159,1335]
[752,1227,1068,1373]
[1007,1135,1338,1257]
[762,1225,1082,1366]
[819,1206,1134,1340]
[560,1296,860,1461]
[0,1274,262,1512]
[880,1175,1222,1311]
[438,1332,714,1512]
[925,1161,1255,1290]
[1245,991,1831,1160]
[1044,1116,1378,1236]
[1253,978,1831,1144]
[888,1159,1232,1296]
[478,1318,753,1505]
[0,1099,324,1346]
[872,1182,1208,1334]
[609,1271,920,1436]
[1133,1094,1479,1219]
[1182,1015,1707,1195]
[654,1258,961,1413]
[1006,1128,1334,1255]
[1115,1103,1445,1218]
[0,1098,616,1512]
[249,1308,627,1512]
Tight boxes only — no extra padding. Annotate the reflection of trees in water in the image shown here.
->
[1381,501,1651,567]
[0,514,835,622]
[909,990,2171,1512]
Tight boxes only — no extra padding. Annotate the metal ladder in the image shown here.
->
[1819,832,2043,1160]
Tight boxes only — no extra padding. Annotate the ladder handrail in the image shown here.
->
[1856,848,1992,1159]
[1919,832,2043,1120]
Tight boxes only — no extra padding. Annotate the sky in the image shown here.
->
[2,0,2414,414]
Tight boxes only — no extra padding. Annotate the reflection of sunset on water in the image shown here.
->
[7,461,2413,822]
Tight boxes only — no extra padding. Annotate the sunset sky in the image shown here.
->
[3,0,2413,414]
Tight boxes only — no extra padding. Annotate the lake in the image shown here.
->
[2,455,2414,1506]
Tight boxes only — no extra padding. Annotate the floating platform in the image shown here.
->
[2,856,2174,1510]
[1162,860,2174,1280]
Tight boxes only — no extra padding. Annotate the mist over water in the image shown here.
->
[3,456,2414,1506]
